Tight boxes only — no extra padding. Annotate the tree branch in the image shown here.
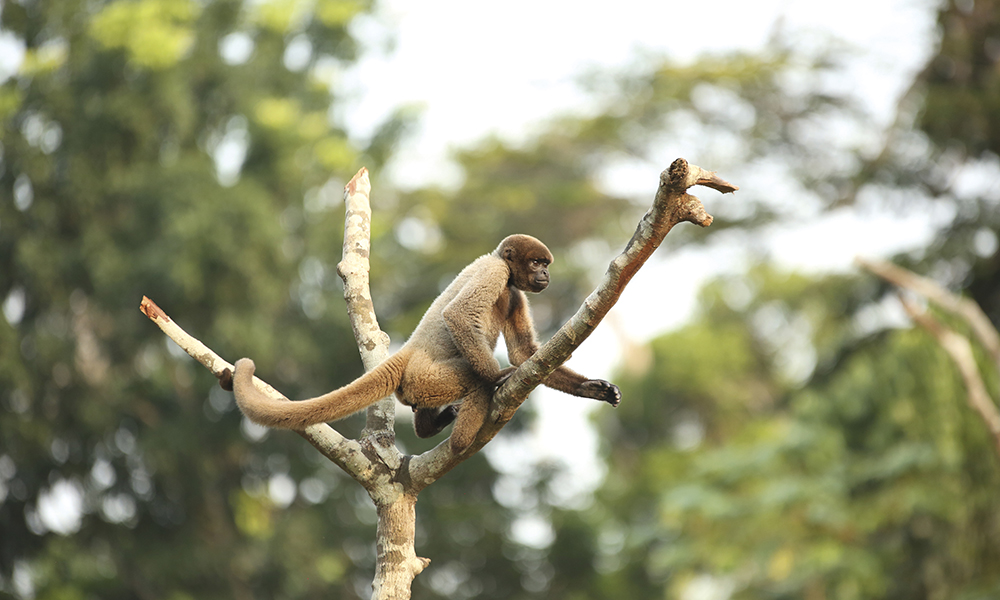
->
[139,296,374,478]
[857,257,1000,459]
[407,158,737,487]
[338,169,397,439]
[335,168,429,596]
[898,296,1000,458]
[857,257,1000,373]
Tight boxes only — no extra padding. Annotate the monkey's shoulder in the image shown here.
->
[438,254,510,304]
[454,253,508,285]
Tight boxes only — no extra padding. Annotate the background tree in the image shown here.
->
[0,0,397,597]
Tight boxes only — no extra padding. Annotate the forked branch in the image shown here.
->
[142,159,736,489]
[141,168,397,486]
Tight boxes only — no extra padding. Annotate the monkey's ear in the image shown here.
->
[502,246,515,261]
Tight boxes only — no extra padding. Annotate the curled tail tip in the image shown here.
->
[232,358,259,415]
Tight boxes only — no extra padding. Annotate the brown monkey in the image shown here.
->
[230,234,620,454]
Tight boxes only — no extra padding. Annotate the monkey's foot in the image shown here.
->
[581,379,621,407]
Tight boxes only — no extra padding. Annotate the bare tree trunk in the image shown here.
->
[371,491,428,599]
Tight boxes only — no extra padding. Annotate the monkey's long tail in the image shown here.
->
[232,354,407,430]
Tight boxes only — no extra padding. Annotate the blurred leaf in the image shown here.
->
[89,0,200,69]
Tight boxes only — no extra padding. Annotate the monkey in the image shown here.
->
[228,234,620,454]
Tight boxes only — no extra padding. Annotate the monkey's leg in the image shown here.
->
[413,405,459,438]
[448,387,492,454]
[543,366,621,407]
[398,354,480,406]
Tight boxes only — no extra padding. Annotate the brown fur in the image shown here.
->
[232,234,620,454]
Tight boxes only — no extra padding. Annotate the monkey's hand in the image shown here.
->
[578,379,621,407]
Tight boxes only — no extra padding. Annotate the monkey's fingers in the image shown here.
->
[603,382,622,407]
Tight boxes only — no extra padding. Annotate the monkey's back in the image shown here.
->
[404,253,510,363]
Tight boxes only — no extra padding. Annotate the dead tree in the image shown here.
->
[141,159,736,599]
[858,258,1000,459]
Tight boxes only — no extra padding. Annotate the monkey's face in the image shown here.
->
[525,257,550,293]
[499,235,554,293]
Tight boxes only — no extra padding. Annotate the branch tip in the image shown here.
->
[662,159,738,194]
[139,296,169,322]
[695,172,739,194]
[664,158,690,191]
[345,167,371,197]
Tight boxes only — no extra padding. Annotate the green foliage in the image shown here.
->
[587,267,1000,599]
[917,0,1000,158]
[0,0,388,597]
[90,0,201,69]
[0,2,644,597]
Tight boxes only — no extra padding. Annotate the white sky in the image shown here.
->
[339,0,943,508]
[342,0,938,189]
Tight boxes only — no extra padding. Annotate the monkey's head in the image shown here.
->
[496,234,553,293]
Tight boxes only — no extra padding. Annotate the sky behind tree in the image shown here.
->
[341,0,937,190]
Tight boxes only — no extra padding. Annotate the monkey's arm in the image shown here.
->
[441,259,509,382]
[503,291,621,407]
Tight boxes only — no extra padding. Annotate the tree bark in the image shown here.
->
[371,491,429,599]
